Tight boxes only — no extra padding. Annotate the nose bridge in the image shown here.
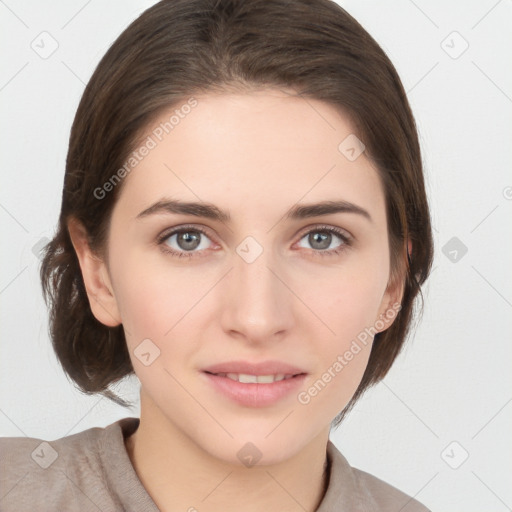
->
[223,236,291,339]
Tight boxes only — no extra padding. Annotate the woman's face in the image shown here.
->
[97,89,401,464]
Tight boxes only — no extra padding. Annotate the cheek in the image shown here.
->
[111,262,201,392]
[296,284,377,417]
[111,248,199,335]
[291,259,387,410]
[115,274,170,339]
[297,255,389,341]
[110,250,220,379]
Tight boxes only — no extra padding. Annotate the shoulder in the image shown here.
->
[0,417,140,512]
[320,441,431,512]
[351,467,431,512]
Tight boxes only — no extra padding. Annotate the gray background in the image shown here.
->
[1,1,511,510]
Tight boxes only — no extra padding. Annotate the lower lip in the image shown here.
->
[202,372,307,407]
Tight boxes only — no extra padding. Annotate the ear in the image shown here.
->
[67,217,122,327]
[374,239,412,333]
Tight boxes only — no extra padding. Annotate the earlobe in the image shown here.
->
[375,238,412,332]
[67,217,122,327]
[375,289,402,333]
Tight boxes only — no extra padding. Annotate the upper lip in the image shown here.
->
[202,360,307,376]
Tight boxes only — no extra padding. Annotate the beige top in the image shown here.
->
[0,417,430,511]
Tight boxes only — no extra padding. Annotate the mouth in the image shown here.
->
[203,371,303,383]
[202,360,307,377]
[201,361,308,407]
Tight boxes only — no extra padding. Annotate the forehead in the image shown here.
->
[114,89,385,223]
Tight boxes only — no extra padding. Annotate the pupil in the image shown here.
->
[179,231,200,250]
[310,232,330,250]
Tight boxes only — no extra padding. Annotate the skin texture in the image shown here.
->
[69,89,404,512]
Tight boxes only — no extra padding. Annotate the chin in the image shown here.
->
[198,421,320,468]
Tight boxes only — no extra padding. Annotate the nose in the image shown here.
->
[220,242,293,345]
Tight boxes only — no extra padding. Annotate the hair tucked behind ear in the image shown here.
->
[40,0,433,418]
[41,232,134,407]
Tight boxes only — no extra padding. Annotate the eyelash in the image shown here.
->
[156,224,352,259]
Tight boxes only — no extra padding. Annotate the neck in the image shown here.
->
[125,391,330,512]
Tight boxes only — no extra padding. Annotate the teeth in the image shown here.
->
[255,374,274,384]
[221,373,293,383]
[239,374,259,383]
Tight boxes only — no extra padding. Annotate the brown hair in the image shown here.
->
[41,0,433,426]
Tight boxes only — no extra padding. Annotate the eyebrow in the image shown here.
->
[136,198,372,223]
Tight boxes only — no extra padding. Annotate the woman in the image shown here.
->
[0,0,433,510]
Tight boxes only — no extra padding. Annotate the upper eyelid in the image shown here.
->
[158,224,216,243]
[297,223,352,239]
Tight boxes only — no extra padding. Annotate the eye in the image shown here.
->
[295,225,352,257]
[158,226,214,259]
[157,224,352,259]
